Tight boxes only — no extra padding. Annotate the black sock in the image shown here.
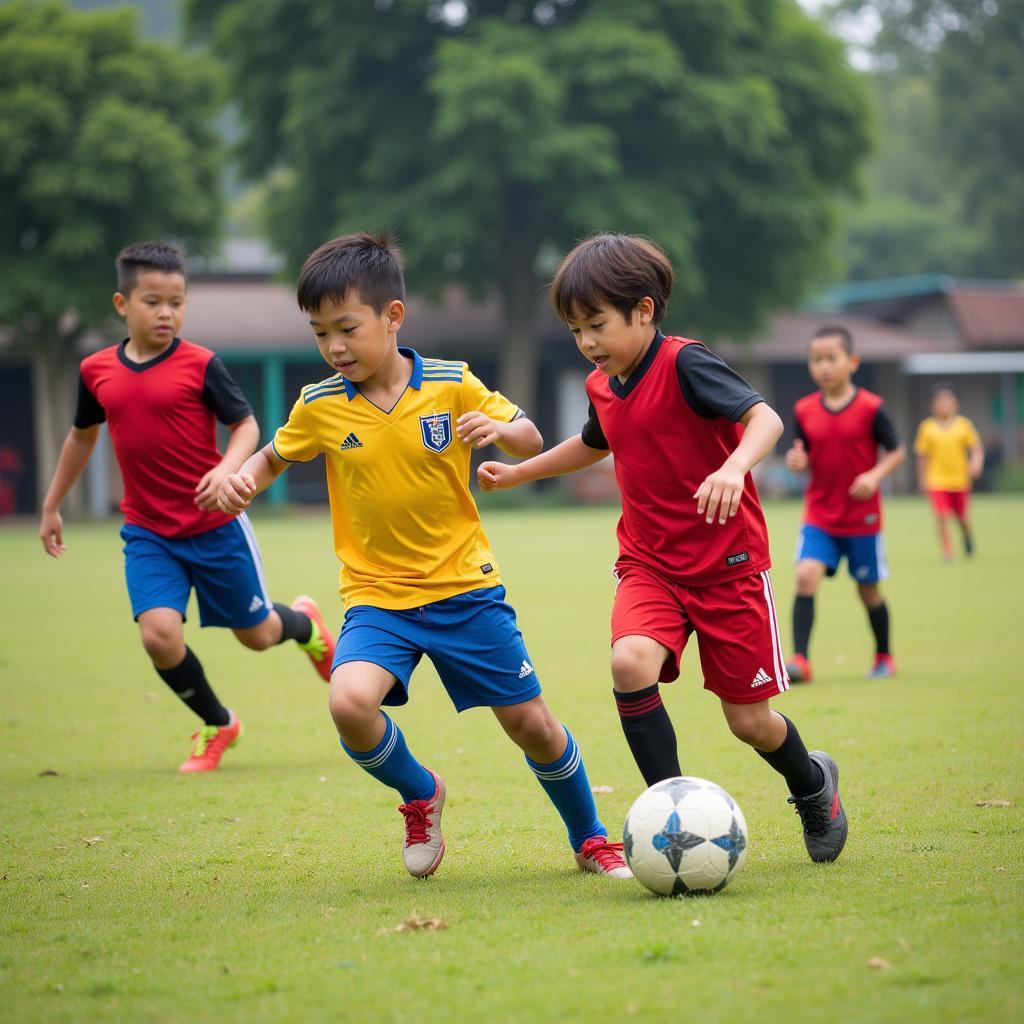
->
[273,603,313,644]
[867,601,890,656]
[155,647,231,726]
[793,595,814,657]
[756,715,822,797]
[613,684,681,787]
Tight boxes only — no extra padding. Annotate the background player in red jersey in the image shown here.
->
[39,242,335,772]
[784,326,906,682]
[479,233,847,864]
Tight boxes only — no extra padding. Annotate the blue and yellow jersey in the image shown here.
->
[273,348,521,611]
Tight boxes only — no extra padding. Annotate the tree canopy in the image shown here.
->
[831,0,1024,279]
[0,0,223,499]
[189,0,871,407]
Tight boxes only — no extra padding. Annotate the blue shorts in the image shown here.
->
[121,515,272,628]
[795,524,889,583]
[333,585,542,712]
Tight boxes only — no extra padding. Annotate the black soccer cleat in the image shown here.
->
[788,751,848,863]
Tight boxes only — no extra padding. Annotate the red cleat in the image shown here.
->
[785,653,813,684]
[866,653,896,679]
[291,595,336,683]
[179,713,243,773]
[575,836,633,879]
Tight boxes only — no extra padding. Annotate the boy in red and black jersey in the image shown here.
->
[39,242,335,772]
[784,327,905,683]
[479,234,847,864]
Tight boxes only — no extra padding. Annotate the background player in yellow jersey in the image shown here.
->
[914,383,984,561]
[216,232,631,881]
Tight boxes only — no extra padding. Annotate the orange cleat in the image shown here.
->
[785,653,813,684]
[291,595,336,683]
[179,713,243,773]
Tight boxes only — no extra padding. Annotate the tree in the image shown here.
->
[0,0,223,505]
[830,0,1024,277]
[188,0,871,414]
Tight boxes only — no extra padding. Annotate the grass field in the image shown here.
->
[1,495,1022,1023]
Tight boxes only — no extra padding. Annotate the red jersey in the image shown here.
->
[582,333,771,587]
[75,338,252,538]
[794,388,900,536]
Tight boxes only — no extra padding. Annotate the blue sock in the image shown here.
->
[340,712,435,804]
[526,726,606,851]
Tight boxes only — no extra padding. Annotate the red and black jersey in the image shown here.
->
[581,332,771,587]
[75,337,252,538]
[794,388,900,536]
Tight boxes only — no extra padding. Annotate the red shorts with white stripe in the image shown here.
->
[610,561,790,704]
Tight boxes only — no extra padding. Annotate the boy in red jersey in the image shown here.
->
[39,242,335,772]
[784,327,906,682]
[479,233,847,864]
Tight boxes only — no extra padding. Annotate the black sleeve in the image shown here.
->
[580,401,609,450]
[202,356,253,425]
[676,345,764,421]
[73,374,105,429]
[872,405,900,451]
[794,417,809,451]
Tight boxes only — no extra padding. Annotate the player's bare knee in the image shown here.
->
[724,707,768,747]
[610,642,658,690]
[233,620,275,651]
[794,566,821,594]
[139,623,179,663]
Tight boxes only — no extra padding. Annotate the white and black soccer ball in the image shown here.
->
[623,776,748,896]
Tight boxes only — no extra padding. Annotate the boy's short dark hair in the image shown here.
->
[551,233,674,326]
[297,231,405,314]
[930,381,959,400]
[811,324,854,353]
[116,241,187,295]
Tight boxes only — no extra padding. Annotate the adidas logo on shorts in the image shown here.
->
[339,432,363,451]
[518,660,534,679]
[249,595,264,614]
[750,666,773,688]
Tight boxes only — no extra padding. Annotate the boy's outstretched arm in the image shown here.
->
[478,435,609,490]
[39,425,101,557]
[695,401,784,525]
[456,411,543,458]
[195,414,261,509]
[216,443,289,514]
[849,444,906,500]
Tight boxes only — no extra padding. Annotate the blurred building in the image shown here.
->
[2,250,1022,514]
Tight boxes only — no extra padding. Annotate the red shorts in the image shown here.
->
[929,489,969,518]
[611,562,789,704]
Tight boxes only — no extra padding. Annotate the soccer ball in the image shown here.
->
[623,776,748,896]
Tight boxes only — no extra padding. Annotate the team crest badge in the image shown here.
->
[419,411,452,453]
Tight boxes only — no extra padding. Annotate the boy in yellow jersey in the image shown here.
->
[914,383,984,560]
[216,233,630,881]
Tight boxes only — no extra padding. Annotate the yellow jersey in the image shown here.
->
[273,348,520,611]
[914,415,980,492]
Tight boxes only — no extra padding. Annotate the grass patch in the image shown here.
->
[1,496,1022,1022]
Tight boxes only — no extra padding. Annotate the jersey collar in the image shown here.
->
[341,346,423,400]
[609,330,664,399]
[117,336,181,373]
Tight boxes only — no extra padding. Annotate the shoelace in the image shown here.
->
[398,799,435,846]
[189,725,219,758]
[580,837,626,869]
[788,793,830,836]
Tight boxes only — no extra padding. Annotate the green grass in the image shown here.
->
[1,496,1022,1023]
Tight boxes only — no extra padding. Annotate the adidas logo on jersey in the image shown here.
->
[750,666,773,688]
[518,660,534,679]
[249,595,264,614]
[339,432,363,451]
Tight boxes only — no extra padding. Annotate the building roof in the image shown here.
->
[947,288,1024,348]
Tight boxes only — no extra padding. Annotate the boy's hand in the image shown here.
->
[848,471,879,500]
[478,461,522,491]
[457,411,501,449]
[195,466,231,509]
[694,465,745,525]
[217,473,257,514]
[40,509,66,558]
[785,439,809,472]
